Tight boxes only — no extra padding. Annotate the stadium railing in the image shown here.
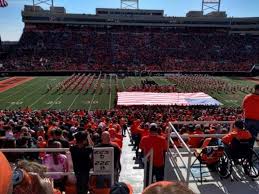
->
[143,148,154,189]
[165,121,235,186]
[0,147,115,185]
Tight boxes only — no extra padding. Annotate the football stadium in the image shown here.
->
[0,0,259,194]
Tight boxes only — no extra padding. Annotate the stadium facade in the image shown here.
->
[22,6,259,33]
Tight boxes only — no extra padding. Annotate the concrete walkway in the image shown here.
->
[119,133,144,194]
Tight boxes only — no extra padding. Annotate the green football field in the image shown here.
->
[0,76,256,110]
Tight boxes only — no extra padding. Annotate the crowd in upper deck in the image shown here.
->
[0,25,258,72]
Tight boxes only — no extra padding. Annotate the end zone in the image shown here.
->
[0,77,34,93]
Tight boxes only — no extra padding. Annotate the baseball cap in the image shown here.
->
[110,182,133,194]
[149,123,158,132]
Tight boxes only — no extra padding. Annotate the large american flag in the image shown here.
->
[117,92,222,106]
[0,0,8,7]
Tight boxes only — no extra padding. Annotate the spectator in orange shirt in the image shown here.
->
[222,120,252,146]
[140,123,168,186]
[131,119,141,149]
[135,124,145,158]
[141,123,150,138]
[188,124,204,148]
[243,84,259,143]
[109,128,123,149]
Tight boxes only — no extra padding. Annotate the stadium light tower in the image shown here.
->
[121,0,139,9]
[202,0,221,12]
[32,0,54,7]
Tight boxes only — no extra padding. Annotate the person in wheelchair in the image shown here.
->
[222,120,252,146]
[194,136,224,167]
[222,120,252,161]
[217,120,259,179]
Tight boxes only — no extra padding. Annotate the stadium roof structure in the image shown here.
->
[202,0,221,13]
[32,0,54,7]
[22,5,259,35]
[121,0,139,9]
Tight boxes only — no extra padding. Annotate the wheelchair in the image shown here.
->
[216,138,259,179]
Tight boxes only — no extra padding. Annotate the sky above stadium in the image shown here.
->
[0,0,259,41]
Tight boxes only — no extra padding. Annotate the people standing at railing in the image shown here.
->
[242,84,259,144]
[140,123,168,187]
[43,141,68,192]
[70,131,93,194]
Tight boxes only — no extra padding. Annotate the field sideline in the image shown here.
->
[0,76,255,110]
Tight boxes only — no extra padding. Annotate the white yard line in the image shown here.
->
[48,95,63,109]
[121,78,125,90]
[88,78,98,111]
[7,78,43,109]
[88,93,97,111]
[109,75,112,109]
[29,78,62,107]
[150,76,157,82]
[29,93,48,107]
[67,94,80,110]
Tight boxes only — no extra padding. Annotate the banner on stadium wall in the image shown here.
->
[117,92,222,106]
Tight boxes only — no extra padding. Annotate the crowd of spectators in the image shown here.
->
[0,25,258,72]
[0,104,243,193]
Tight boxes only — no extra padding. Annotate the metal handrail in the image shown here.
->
[143,148,154,189]
[170,139,187,168]
[171,134,225,138]
[169,122,191,153]
[45,172,75,176]
[168,122,193,185]
[166,120,238,186]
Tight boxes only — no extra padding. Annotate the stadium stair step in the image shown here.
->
[119,133,144,194]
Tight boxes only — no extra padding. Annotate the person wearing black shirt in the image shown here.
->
[95,131,121,182]
[70,131,93,194]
